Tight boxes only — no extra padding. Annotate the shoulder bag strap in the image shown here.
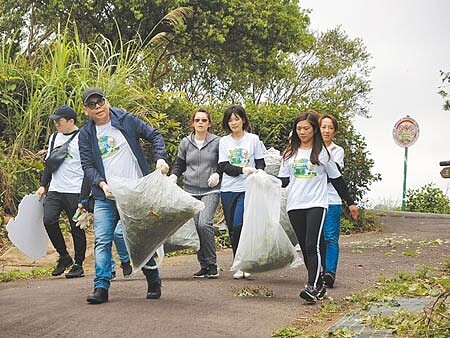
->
[49,132,58,152]
[51,130,79,151]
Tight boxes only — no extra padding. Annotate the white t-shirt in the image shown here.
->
[194,139,204,149]
[96,122,142,182]
[219,132,265,192]
[46,132,83,193]
[327,142,345,205]
[278,147,341,211]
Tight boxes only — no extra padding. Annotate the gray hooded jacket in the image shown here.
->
[171,132,221,195]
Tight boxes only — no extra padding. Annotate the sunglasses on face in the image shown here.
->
[85,97,106,109]
[194,118,209,123]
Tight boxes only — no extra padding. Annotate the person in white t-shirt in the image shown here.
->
[36,106,88,279]
[319,114,344,289]
[278,111,358,304]
[79,87,169,304]
[218,105,266,280]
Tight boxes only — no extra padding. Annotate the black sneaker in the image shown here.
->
[316,284,327,300]
[299,285,319,304]
[323,272,335,288]
[193,267,209,278]
[146,281,162,299]
[207,264,219,279]
[110,270,116,281]
[65,264,84,278]
[121,261,132,277]
[52,255,73,276]
[87,287,108,304]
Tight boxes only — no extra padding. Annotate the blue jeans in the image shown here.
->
[220,192,245,256]
[94,199,159,290]
[323,204,342,275]
[111,221,130,271]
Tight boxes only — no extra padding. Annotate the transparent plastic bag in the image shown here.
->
[109,170,204,272]
[231,170,302,273]
[263,147,282,176]
[164,217,200,253]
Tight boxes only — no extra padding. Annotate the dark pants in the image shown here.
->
[43,191,86,265]
[221,192,245,257]
[288,207,326,288]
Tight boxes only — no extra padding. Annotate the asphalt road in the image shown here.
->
[1,210,449,338]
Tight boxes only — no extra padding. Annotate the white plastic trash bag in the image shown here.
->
[164,217,200,253]
[263,147,282,176]
[6,194,49,259]
[231,170,302,273]
[109,170,204,272]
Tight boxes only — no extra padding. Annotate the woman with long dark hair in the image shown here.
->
[278,111,358,303]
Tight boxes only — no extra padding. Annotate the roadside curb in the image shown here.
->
[372,209,450,219]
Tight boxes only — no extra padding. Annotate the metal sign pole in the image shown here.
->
[402,147,408,211]
[393,116,419,211]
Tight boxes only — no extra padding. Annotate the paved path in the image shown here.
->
[0,210,449,337]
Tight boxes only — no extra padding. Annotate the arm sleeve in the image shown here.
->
[171,156,187,177]
[79,174,92,201]
[330,176,355,206]
[218,161,243,177]
[255,158,266,170]
[78,128,106,187]
[40,134,55,186]
[334,147,344,169]
[39,166,52,187]
[277,176,290,188]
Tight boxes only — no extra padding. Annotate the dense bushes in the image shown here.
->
[0,26,379,216]
[405,183,450,214]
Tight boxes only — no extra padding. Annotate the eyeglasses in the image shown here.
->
[194,118,209,123]
[85,97,106,109]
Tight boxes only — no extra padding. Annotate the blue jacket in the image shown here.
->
[78,107,167,200]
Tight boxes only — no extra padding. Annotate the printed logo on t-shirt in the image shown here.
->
[98,135,120,159]
[227,147,249,167]
[65,145,74,161]
[293,158,316,178]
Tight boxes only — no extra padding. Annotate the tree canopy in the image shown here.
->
[0,0,381,213]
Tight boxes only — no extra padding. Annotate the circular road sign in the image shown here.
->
[393,116,419,148]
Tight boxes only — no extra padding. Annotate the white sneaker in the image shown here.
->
[233,270,251,279]
[294,244,301,252]
[233,270,244,279]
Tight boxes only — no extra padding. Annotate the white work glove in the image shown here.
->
[168,174,178,184]
[102,184,115,200]
[156,159,169,174]
[242,167,257,176]
[207,173,220,187]
[76,212,92,230]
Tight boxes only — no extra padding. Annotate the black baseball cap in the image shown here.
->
[82,87,105,104]
[49,105,77,122]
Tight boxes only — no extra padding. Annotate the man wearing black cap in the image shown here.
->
[36,105,87,279]
[79,87,169,304]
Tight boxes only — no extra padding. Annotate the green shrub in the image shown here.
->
[405,183,450,214]
[0,140,43,214]
[340,208,378,235]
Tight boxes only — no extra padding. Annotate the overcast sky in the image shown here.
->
[301,0,450,206]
